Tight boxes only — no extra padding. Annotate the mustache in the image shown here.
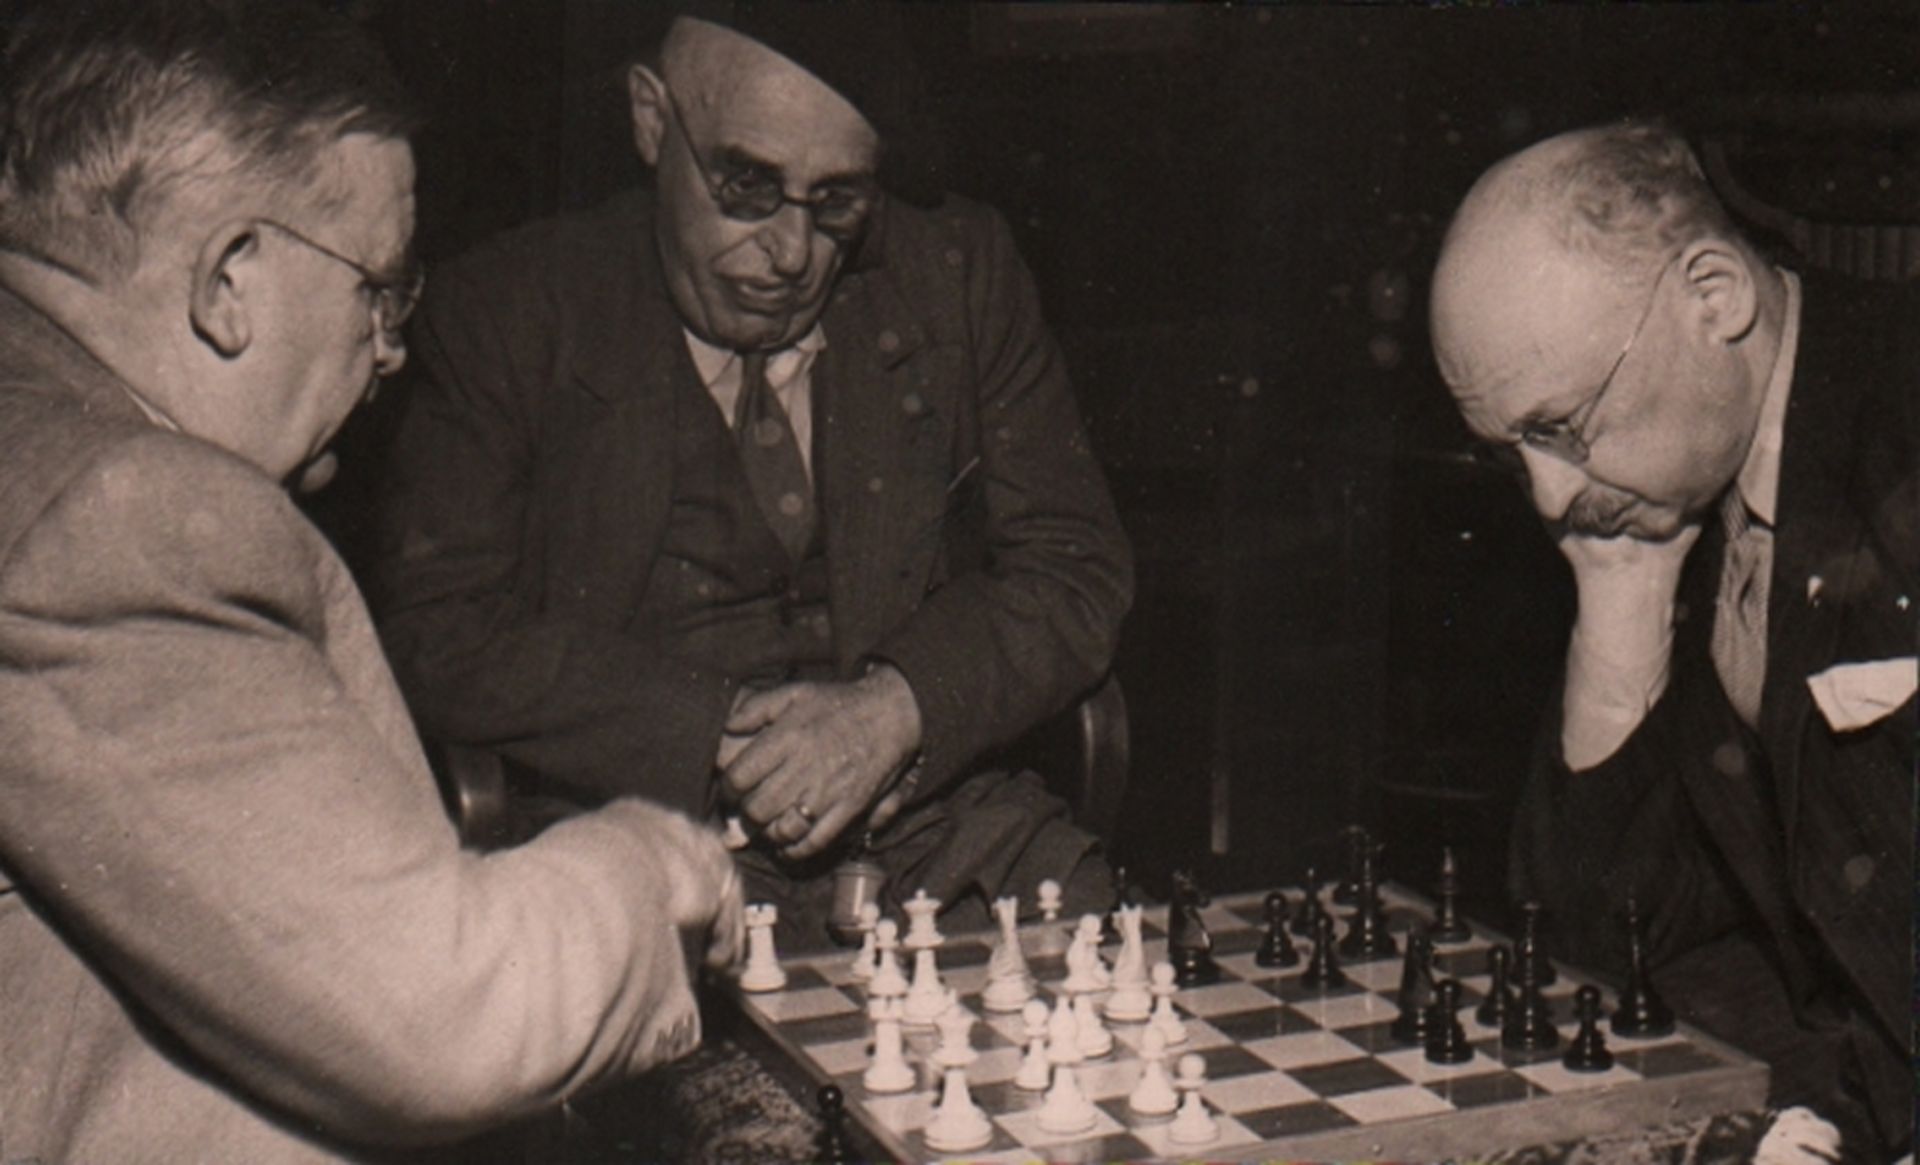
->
[1549,494,1634,539]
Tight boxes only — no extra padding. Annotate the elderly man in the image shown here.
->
[1431,121,1914,1159]
[0,3,742,1161]
[373,7,1132,948]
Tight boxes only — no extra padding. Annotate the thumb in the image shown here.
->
[868,787,907,833]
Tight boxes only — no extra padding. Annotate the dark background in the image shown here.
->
[314,1,1919,919]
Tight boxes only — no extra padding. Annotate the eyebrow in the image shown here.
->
[710,144,876,192]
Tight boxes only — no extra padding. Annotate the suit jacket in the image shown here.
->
[1510,273,1916,1146]
[0,287,711,1163]
[372,189,1133,818]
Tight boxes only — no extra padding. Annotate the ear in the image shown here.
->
[627,64,668,167]
[189,221,258,358]
[1676,239,1757,345]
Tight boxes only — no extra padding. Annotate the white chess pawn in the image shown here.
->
[848,901,880,983]
[932,998,978,1069]
[922,1065,992,1152]
[1046,993,1082,1066]
[1167,1053,1219,1145]
[863,996,915,1094]
[1072,992,1113,1059]
[1037,878,1063,922]
[1148,961,1188,1045]
[902,945,948,1025]
[1014,999,1052,1091]
[1037,1062,1098,1135]
[739,903,787,992]
[902,888,944,951]
[869,918,908,998]
[1128,1026,1179,1116]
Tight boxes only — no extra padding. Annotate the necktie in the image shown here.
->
[1710,489,1773,728]
[734,351,816,560]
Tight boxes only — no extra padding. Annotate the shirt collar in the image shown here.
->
[683,324,828,393]
[1734,268,1799,527]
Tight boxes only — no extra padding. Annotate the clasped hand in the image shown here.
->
[716,666,923,860]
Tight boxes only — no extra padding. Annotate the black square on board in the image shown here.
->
[1425,1069,1539,1108]
[1236,1099,1360,1139]
[1208,1005,1320,1043]
[777,1008,870,1047]
[1288,1055,1411,1097]
[1621,1042,1726,1078]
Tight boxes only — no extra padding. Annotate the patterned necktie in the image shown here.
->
[734,351,816,560]
[1711,488,1773,728]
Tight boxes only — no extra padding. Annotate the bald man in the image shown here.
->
[1431,121,1914,1158]
[373,10,1131,949]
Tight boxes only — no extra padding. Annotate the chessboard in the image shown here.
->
[719,883,1768,1164]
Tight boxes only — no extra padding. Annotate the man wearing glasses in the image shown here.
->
[373,6,1132,948]
[0,2,745,1160]
[1430,121,1913,1160]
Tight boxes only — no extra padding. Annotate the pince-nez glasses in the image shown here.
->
[255,218,424,341]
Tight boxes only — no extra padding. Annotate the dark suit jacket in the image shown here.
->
[0,288,716,1162]
[372,189,1133,820]
[1510,273,1916,1149]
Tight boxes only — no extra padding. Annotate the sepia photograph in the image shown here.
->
[0,1,1911,1162]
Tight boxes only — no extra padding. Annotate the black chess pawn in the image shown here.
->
[1514,901,1558,987]
[1290,866,1324,937]
[1501,943,1560,1053]
[815,1083,853,1164]
[1256,890,1299,968]
[1337,842,1397,961]
[1100,864,1131,946]
[1429,847,1471,944]
[1473,945,1517,1030]
[1299,912,1347,990]
[1388,928,1436,1045]
[1333,825,1369,906]
[1610,900,1675,1039]
[1167,868,1221,987]
[1563,985,1614,1072]
[1424,979,1474,1065]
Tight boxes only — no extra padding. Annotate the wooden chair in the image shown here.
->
[431,672,1131,853]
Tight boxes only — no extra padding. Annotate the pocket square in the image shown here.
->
[1806,657,1917,732]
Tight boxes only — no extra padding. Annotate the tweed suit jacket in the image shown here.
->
[1510,273,1917,1147]
[372,189,1133,819]
[0,287,714,1163]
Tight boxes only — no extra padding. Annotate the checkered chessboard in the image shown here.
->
[723,884,1768,1164]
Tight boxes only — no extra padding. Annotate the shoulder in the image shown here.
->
[868,192,1018,271]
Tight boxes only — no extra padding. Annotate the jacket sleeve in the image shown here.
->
[0,436,711,1146]
[871,206,1135,797]
[371,253,732,814]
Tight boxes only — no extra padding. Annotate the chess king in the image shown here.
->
[1430,121,1915,1158]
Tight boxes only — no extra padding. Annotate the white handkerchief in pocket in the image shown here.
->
[1806,656,1918,732]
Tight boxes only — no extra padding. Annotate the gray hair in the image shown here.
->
[0,0,418,276]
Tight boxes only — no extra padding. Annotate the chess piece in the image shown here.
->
[1167,869,1220,986]
[982,895,1036,1012]
[863,996,915,1093]
[1101,863,1131,945]
[814,1084,852,1165]
[868,918,908,998]
[1290,866,1324,936]
[848,901,880,983]
[1299,912,1347,990]
[1256,889,1299,968]
[1333,824,1369,905]
[902,945,948,1025]
[1072,992,1113,1058]
[923,1065,993,1152]
[1473,944,1517,1030]
[1429,847,1471,944]
[1037,1062,1098,1135]
[739,902,788,992]
[1063,913,1111,993]
[1501,937,1560,1053]
[901,888,943,951]
[1014,999,1053,1091]
[1611,900,1675,1039]
[1037,877,1064,922]
[1337,840,1397,961]
[1563,984,1615,1072]
[1388,928,1436,1045]
[932,994,977,1069]
[1128,1025,1179,1116]
[827,853,886,947]
[1104,904,1153,1021]
[1424,979,1474,1065]
[1166,1053,1219,1145]
[1147,961,1188,1045]
[1514,900,1558,986]
[1046,994,1083,1065]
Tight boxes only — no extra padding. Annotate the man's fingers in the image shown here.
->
[724,734,791,807]
[715,730,753,772]
[868,788,907,833]
[782,800,855,861]
[724,684,796,735]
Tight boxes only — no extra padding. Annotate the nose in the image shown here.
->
[1518,444,1586,521]
[372,326,407,379]
[757,204,812,279]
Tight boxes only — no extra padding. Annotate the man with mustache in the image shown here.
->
[1430,121,1914,1160]
[373,6,1132,948]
